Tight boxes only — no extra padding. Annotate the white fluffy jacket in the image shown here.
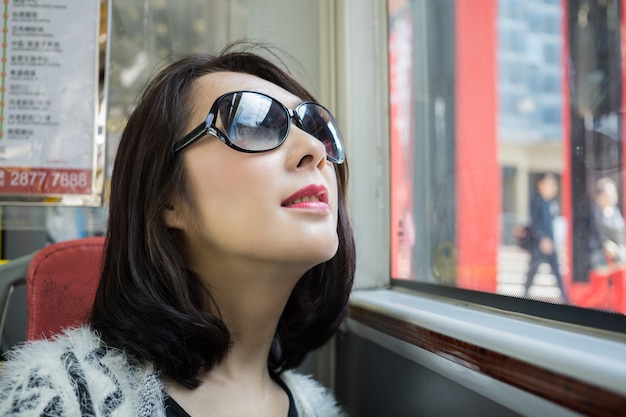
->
[0,327,346,417]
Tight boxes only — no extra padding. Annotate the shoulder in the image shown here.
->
[530,192,544,206]
[0,326,164,417]
[280,371,348,417]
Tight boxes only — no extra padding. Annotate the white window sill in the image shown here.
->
[346,287,626,416]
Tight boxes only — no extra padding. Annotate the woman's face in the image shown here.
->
[597,184,618,209]
[167,72,340,276]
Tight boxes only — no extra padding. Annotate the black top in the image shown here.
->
[529,190,557,240]
[164,374,298,417]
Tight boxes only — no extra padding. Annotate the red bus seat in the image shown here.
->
[25,236,104,340]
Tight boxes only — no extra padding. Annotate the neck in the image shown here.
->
[198,258,307,381]
[162,257,307,417]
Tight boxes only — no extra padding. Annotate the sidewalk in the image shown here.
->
[496,245,566,302]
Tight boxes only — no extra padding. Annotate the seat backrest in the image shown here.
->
[25,236,105,340]
[0,253,31,353]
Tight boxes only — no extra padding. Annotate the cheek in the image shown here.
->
[184,153,276,241]
[190,169,261,223]
[327,168,340,218]
[185,145,266,206]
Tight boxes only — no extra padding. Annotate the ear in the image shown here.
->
[163,201,186,230]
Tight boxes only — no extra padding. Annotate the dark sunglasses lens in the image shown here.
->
[218,92,289,151]
[297,104,345,163]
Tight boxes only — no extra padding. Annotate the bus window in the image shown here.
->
[390,0,626,315]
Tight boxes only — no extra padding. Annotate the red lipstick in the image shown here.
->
[281,184,329,209]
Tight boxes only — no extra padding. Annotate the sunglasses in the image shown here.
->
[173,90,345,164]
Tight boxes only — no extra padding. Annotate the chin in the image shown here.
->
[313,240,340,264]
[288,241,339,268]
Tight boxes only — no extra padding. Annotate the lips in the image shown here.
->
[281,184,329,207]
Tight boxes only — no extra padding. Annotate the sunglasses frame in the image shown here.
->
[172,90,345,164]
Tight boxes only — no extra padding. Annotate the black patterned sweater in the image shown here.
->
[0,327,346,417]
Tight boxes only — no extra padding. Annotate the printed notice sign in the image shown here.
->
[0,0,100,198]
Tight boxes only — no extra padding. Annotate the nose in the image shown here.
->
[289,125,328,170]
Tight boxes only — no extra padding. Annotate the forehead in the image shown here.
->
[190,71,302,112]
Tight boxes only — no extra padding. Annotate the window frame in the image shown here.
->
[335,0,626,414]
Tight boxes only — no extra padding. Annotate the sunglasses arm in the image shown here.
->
[173,122,210,153]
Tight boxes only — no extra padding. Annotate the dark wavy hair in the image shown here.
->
[90,44,355,388]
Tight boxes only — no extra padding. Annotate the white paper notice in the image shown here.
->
[0,0,99,196]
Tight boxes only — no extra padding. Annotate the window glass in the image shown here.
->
[1,0,326,259]
[389,0,626,315]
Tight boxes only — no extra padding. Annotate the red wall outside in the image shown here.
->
[455,0,499,292]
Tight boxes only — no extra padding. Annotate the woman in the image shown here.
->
[0,44,355,416]
[589,177,625,269]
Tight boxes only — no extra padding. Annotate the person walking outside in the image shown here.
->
[524,173,568,302]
